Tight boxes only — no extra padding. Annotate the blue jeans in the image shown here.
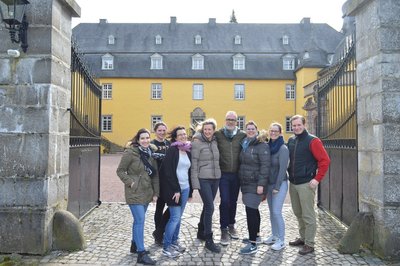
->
[219,172,240,229]
[199,179,220,236]
[266,181,288,241]
[129,204,148,252]
[163,188,190,248]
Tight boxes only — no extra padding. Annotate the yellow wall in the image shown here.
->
[101,77,312,146]
[294,67,321,115]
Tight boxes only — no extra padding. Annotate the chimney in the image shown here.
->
[99,19,108,24]
[300,17,310,25]
[300,17,311,31]
[170,16,177,30]
[208,18,216,26]
[170,16,177,24]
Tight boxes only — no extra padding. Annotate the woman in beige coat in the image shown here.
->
[117,128,159,265]
[191,118,222,253]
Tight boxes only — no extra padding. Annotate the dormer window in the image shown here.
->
[303,52,310,59]
[155,35,162,45]
[195,35,202,45]
[102,53,114,70]
[192,54,204,70]
[234,35,242,45]
[282,35,289,45]
[233,53,245,70]
[150,53,163,70]
[327,54,334,65]
[283,55,295,70]
[108,35,115,45]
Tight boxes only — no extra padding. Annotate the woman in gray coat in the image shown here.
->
[238,121,270,255]
[191,118,222,253]
[264,122,289,251]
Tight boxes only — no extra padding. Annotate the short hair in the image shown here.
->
[290,115,306,125]
[130,128,150,145]
[269,122,283,133]
[168,126,186,143]
[245,120,258,130]
[153,121,167,131]
[225,111,237,118]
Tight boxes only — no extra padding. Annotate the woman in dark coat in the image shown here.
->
[160,126,192,258]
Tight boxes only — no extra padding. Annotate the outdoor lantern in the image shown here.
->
[0,0,30,53]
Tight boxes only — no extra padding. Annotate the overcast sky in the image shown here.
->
[72,0,347,31]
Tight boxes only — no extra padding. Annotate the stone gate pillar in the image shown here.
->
[0,0,80,254]
[343,0,400,260]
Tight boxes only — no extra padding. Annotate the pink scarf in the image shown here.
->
[171,141,192,152]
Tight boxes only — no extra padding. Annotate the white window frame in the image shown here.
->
[286,116,293,133]
[151,83,162,99]
[285,84,296,100]
[193,84,204,100]
[234,84,245,100]
[102,83,112,99]
[237,116,245,130]
[101,115,112,132]
[194,35,202,45]
[234,35,242,45]
[150,53,163,70]
[151,116,162,131]
[192,54,204,70]
[283,57,295,70]
[282,35,289,45]
[108,35,115,45]
[233,54,245,70]
[102,54,114,70]
[155,35,162,45]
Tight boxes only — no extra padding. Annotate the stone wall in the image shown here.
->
[0,0,80,254]
[343,0,400,260]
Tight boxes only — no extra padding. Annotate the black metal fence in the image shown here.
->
[68,41,102,219]
[317,32,358,225]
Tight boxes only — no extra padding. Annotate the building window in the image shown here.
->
[282,35,289,45]
[155,35,162,45]
[102,83,112,99]
[285,84,295,100]
[303,52,310,59]
[283,58,295,70]
[151,83,162,99]
[108,35,115,45]
[234,84,245,100]
[285,116,293,132]
[192,54,204,70]
[102,54,114,70]
[194,35,202,45]
[151,53,163,69]
[151,116,162,130]
[237,116,245,130]
[101,115,112,131]
[193,84,204,100]
[191,107,206,127]
[233,54,245,70]
[234,35,242,45]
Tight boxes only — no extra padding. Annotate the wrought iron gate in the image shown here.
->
[68,42,102,219]
[317,32,358,225]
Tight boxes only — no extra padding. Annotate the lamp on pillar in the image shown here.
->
[0,0,29,53]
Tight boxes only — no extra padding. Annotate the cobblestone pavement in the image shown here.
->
[19,202,386,265]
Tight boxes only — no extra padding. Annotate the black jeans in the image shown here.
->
[199,178,220,236]
[219,172,240,229]
[245,206,260,242]
[154,197,169,238]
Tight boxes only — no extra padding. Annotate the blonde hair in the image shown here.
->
[196,118,217,132]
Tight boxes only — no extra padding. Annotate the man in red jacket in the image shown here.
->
[287,115,330,255]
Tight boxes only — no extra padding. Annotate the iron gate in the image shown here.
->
[317,32,358,225]
[68,41,102,219]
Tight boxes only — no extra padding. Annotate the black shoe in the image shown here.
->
[130,241,137,253]
[205,234,221,253]
[137,251,156,265]
[152,230,163,246]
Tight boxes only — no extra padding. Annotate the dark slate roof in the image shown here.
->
[73,18,344,80]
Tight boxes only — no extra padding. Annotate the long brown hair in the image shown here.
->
[129,128,151,146]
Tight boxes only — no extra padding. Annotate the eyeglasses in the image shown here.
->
[226,119,237,122]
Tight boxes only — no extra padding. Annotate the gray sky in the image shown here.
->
[72,0,346,31]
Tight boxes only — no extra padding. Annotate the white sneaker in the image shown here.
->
[163,246,180,258]
[271,239,286,251]
[263,235,278,245]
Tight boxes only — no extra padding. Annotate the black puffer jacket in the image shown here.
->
[238,137,270,194]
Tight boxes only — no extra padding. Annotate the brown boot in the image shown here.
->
[289,238,305,246]
[299,244,314,255]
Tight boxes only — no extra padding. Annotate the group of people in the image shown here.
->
[116,112,330,265]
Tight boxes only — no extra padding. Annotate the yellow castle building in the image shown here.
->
[72,17,344,148]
